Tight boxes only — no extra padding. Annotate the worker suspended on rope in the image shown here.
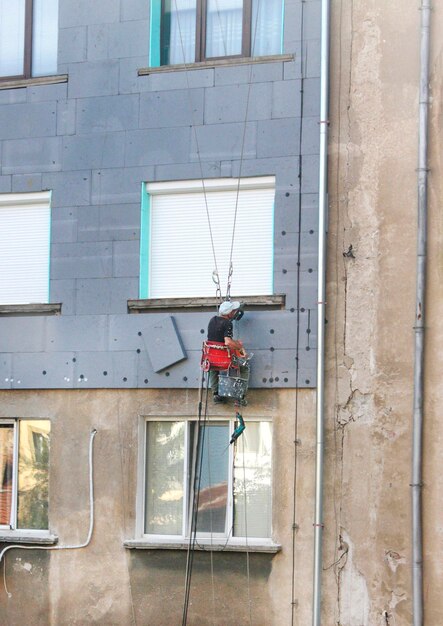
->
[206,300,248,404]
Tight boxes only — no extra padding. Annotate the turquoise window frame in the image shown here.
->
[139,183,151,299]
[47,190,52,302]
[149,0,162,68]
[149,0,285,67]
[280,0,285,54]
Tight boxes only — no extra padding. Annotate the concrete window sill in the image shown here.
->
[138,53,294,76]
[0,532,58,545]
[124,539,281,554]
[128,295,285,313]
[0,303,62,317]
[0,74,68,91]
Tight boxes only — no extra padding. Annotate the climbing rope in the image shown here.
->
[225,0,263,300]
[174,4,262,623]
[240,430,253,625]
[172,0,221,302]
[182,372,211,626]
[173,0,262,302]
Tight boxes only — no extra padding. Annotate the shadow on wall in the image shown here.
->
[129,549,273,626]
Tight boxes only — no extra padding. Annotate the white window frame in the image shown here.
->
[142,176,275,299]
[0,191,51,306]
[137,416,275,549]
[0,418,52,540]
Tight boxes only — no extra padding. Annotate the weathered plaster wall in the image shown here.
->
[325,1,443,624]
[0,388,316,625]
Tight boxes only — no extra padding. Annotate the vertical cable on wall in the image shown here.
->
[411,2,431,624]
[312,0,331,624]
[290,1,306,622]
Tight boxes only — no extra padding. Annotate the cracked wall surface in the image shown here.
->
[324,1,443,624]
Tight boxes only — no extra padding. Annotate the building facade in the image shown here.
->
[0,1,321,624]
[0,1,442,625]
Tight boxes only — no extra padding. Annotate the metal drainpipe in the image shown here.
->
[412,1,431,624]
[312,0,331,624]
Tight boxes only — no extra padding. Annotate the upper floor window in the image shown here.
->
[0,0,58,80]
[0,420,51,531]
[0,192,51,305]
[140,177,275,299]
[157,0,283,66]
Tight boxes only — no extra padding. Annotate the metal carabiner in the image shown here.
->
[212,270,222,304]
[225,262,233,299]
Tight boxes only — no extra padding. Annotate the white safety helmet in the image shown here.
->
[219,301,241,316]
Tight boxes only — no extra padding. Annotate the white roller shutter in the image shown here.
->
[0,191,51,304]
[147,177,275,298]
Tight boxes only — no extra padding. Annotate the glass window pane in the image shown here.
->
[17,420,50,530]
[0,0,25,77]
[32,0,59,76]
[234,422,272,538]
[251,0,282,57]
[206,0,243,58]
[145,421,185,535]
[162,0,196,65]
[0,425,14,527]
[195,423,229,534]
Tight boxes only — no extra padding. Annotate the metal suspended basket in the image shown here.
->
[218,368,249,400]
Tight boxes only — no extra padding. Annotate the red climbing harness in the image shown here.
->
[201,340,250,404]
[201,341,235,372]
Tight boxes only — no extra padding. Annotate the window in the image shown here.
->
[143,419,272,542]
[153,0,283,66]
[0,420,50,531]
[0,0,58,80]
[140,177,275,298]
[0,191,51,305]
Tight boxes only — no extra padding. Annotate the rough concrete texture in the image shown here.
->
[0,388,315,625]
[324,1,443,625]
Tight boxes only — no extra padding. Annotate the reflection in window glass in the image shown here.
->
[144,419,272,539]
[206,0,243,58]
[161,0,197,65]
[195,423,229,534]
[233,421,272,538]
[17,420,50,530]
[32,0,59,76]
[0,0,25,77]
[145,422,185,535]
[0,425,14,527]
